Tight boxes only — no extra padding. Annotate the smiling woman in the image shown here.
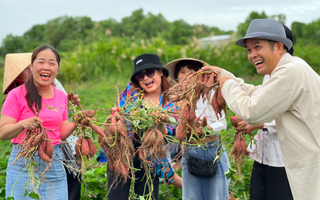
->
[97,53,181,200]
[130,53,171,106]
[26,46,60,103]
[0,45,78,200]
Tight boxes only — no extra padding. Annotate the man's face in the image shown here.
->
[245,39,281,75]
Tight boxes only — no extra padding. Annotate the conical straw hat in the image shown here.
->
[3,53,32,94]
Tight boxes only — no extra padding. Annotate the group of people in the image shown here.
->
[0,18,319,200]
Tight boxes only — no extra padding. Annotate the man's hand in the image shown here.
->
[218,76,231,90]
[199,66,222,74]
[237,121,264,134]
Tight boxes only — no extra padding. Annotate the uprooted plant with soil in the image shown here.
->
[166,67,255,182]
[229,115,250,174]
[166,67,227,143]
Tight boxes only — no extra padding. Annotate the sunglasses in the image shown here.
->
[135,69,156,82]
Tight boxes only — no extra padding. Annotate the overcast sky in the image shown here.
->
[1,0,320,45]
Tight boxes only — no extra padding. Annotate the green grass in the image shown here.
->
[63,77,127,122]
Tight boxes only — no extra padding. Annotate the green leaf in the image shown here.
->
[28,192,40,199]
[6,197,15,200]
[24,189,28,197]
[204,126,215,136]
[169,116,176,123]
[132,120,140,127]
[31,162,38,167]
[45,104,57,112]
[139,195,145,200]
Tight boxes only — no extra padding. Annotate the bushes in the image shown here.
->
[57,35,320,86]
[57,36,253,84]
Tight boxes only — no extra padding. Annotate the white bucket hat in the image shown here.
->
[236,19,293,50]
[3,53,32,94]
[164,58,209,83]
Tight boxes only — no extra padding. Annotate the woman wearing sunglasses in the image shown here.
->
[98,53,181,200]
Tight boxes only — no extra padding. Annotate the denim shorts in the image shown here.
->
[6,144,68,200]
[182,139,230,200]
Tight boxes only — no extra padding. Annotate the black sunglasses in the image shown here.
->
[135,69,156,82]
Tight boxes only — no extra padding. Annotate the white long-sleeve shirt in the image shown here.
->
[247,75,285,167]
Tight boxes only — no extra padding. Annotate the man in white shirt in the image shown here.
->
[206,19,320,200]
[239,25,294,200]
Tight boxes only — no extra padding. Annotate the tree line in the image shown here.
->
[0,9,232,55]
[1,9,320,82]
[4,9,320,56]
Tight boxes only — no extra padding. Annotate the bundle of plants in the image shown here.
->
[229,115,250,174]
[68,92,134,182]
[12,123,53,164]
[9,112,61,199]
[175,102,218,145]
[120,98,176,158]
[67,92,102,167]
[166,67,226,142]
[102,109,134,183]
[138,127,166,164]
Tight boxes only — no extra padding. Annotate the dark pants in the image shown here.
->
[250,161,293,200]
[65,166,81,200]
[107,156,159,200]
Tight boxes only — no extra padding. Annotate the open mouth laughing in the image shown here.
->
[254,60,264,67]
[40,73,51,81]
[145,80,154,88]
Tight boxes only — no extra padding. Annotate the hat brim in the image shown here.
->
[130,63,169,83]
[164,58,209,83]
[3,53,32,94]
[236,33,293,50]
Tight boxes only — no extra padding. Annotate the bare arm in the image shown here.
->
[171,173,182,189]
[0,115,43,140]
[60,120,77,141]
